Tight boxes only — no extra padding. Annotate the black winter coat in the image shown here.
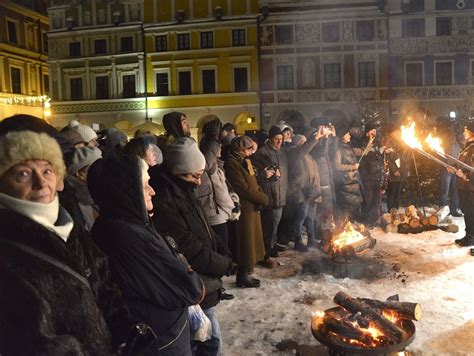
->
[150,171,233,310]
[0,209,130,355]
[90,156,203,355]
[333,141,363,208]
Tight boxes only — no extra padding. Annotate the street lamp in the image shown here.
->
[449,111,456,119]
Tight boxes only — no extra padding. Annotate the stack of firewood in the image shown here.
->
[382,205,439,233]
[318,291,421,346]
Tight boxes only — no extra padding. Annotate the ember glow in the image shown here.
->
[401,122,423,150]
[425,133,445,154]
[332,221,366,251]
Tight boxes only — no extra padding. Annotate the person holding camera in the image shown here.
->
[252,126,289,260]
[224,136,270,287]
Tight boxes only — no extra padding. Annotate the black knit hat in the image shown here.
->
[365,122,378,132]
[268,125,283,138]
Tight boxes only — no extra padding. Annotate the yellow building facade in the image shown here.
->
[0,0,49,120]
[144,0,261,135]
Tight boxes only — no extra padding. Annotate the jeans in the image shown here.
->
[439,169,459,213]
[261,207,283,253]
[191,307,221,356]
[294,201,317,243]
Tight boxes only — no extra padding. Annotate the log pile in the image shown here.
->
[315,291,421,348]
[382,205,447,234]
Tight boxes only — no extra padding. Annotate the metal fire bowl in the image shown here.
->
[311,307,416,355]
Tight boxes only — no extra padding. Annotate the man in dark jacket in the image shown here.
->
[89,155,204,355]
[252,125,289,259]
[151,138,233,356]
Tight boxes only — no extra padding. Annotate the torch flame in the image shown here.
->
[401,122,422,150]
[332,221,366,251]
[425,133,445,154]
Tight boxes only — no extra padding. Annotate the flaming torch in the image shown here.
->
[400,123,453,169]
[425,133,474,173]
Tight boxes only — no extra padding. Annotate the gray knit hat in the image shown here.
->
[68,146,102,174]
[165,137,206,175]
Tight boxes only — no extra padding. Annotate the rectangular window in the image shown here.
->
[43,74,49,95]
[70,78,83,100]
[436,17,451,36]
[408,0,424,12]
[358,62,375,87]
[177,33,190,50]
[121,36,133,52]
[179,71,192,95]
[200,31,214,49]
[202,69,216,93]
[435,62,452,86]
[122,75,136,98]
[402,19,425,38]
[322,22,340,42]
[11,68,21,94]
[277,65,294,90]
[156,72,169,96]
[232,29,246,46]
[356,21,375,41]
[324,63,341,88]
[95,76,109,99]
[406,63,423,86]
[7,21,17,44]
[94,39,107,54]
[275,25,293,44]
[155,35,167,52]
[234,67,248,92]
[42,33,48,53]
[69,42,81,57]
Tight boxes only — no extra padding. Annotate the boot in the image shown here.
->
[294,240,308,252]
[257,256,276,269]
[236,273,260,288]
[455,236,474,247]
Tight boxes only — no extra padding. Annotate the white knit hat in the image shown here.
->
[68,146,102,174]
[165,137,206,175]
[0,130,66,180]
[73,123,97,143]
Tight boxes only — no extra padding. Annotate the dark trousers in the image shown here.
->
[361,180,382,224]
[459,190,474,237]
[386,181,402,210]
[261,207,283,253]
[211,223,229,248]
[440,170,459,213]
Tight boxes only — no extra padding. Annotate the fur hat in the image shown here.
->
[59,128,84,146]
[230,136,257,152]
[68,146,102,174]
[268,125,284,138]
[165,137,205,175]
[72,123,97,143]
[0,130,66,180]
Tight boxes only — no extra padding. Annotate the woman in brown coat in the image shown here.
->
[224,136,269,288]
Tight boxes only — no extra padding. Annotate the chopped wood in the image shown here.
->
[409,218,421,229]
[382,213,393,224]
[322,316,373,345]
[420,217,430,226]
[384,223,398,233]
[333,291,407,343]
[428,214,439,226]
[356,298,422,321]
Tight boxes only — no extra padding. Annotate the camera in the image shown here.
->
[269,163,280,181]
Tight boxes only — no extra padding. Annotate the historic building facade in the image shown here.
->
[0,0,49,120]
[48,0,261,135]
[259,0,474,129]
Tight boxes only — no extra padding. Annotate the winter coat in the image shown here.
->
[457,140,474,192]
[386,150,402,183]
[0,209,131,355]
[252,143,288,208]
[62,175,98,232]
[207,165,235,226]
[150,170,233,310]
[287,137,321,205]
[310,137,337,188]
[89,155,203,355]
[359,139,383,183]
[333,141,363,208]
[224,153,269,267]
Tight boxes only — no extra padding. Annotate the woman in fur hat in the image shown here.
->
[0,130,131,354]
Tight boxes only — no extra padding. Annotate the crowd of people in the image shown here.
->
[0,111,472,355]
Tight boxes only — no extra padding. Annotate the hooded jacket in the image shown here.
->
[89,155,203,355]
[457,140,474,192]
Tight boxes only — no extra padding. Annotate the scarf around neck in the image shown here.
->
[0,193,74,242]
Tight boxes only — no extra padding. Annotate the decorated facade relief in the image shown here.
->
[260,26,274,46]
[342,21,353,41]
[376,19,387,40]
[391,36,474,54]
[295,23,320,44]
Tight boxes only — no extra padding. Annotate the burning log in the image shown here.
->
[322,316,374,346]
[333,291,407,343]
[356,298,422,321]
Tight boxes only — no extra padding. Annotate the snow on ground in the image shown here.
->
[218,216,474,355]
